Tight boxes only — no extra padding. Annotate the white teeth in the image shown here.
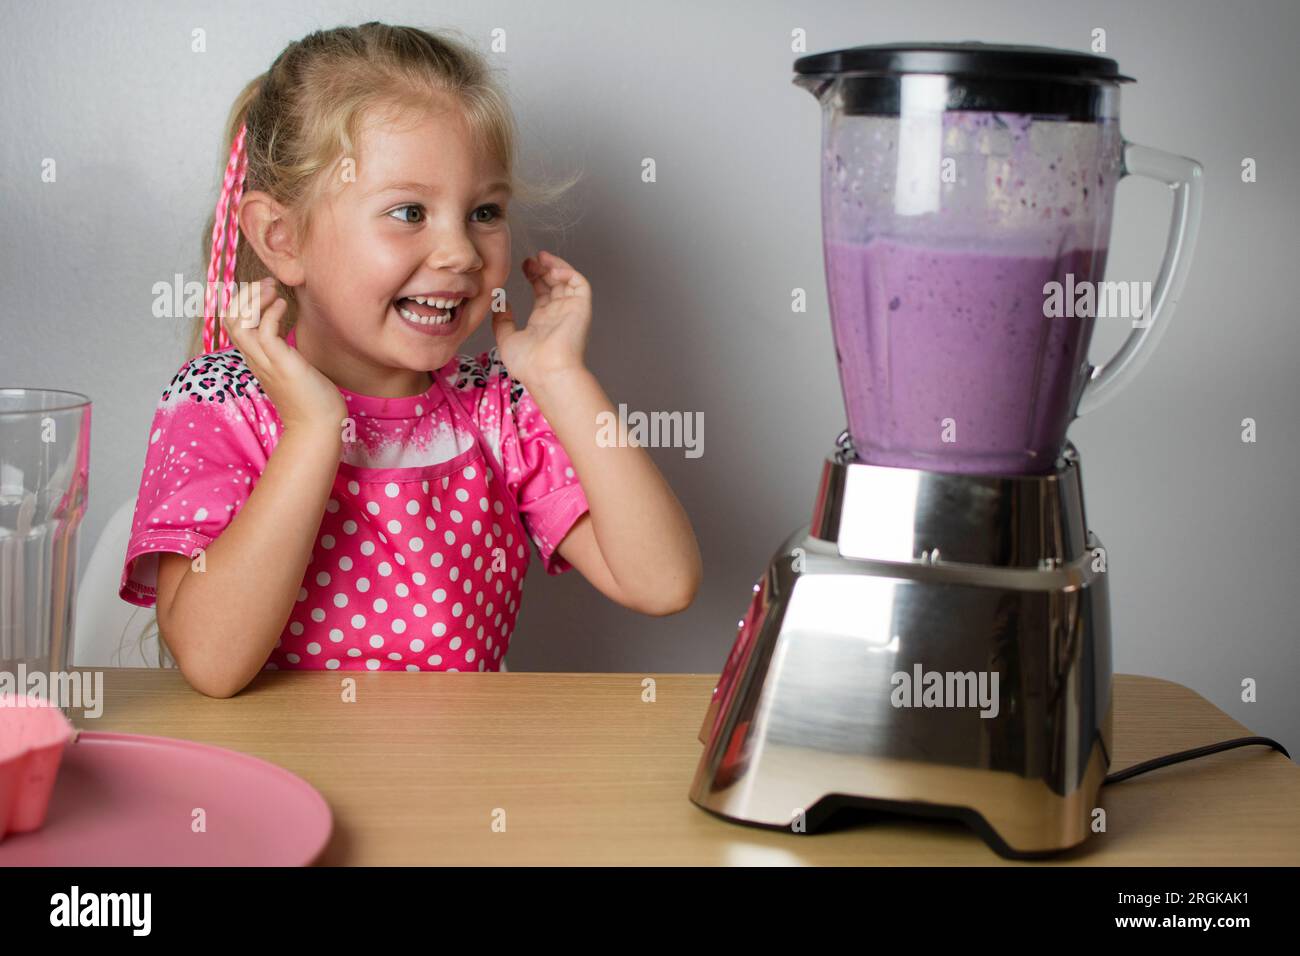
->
[410,295,464,309]
[397,303,455,326]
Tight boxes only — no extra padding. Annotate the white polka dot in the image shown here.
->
[378,562,393,577]
[392,619,407,634]
[366,501,381,516]
[463,465,476,480]
[378,532,388,544]
[406,499,420,515]
[427,654,443,666]
[422,481,430,493]
[450,510,463,523]
[348,648,362,657]
[306,642,321,654]
[347,481,360,495]
[369,635,384,648]
[385,482,400,498]
[311,608,326,622]
[357,577,371,593]
[373,597,388,613]
[386,519,402,534]
[297,587,308,602]
[321,535,336,549]
[286,653,300,664]
[326,659,340,669]
[366,659,380,670]
[361,541,375,556]
[479,497,489,511]
[432,498,441,512]
[351,614,366,628]
[395,583,409,597]
[410,638,426,652]
[316,571,331,586]
[443,530,456,545]
[408,536,423,552]
[151,428,161,444]
[455,488,469,503]
[450,567,460,582]
[450,636,462,650]
[433,588,447,603]
[329,628,344,643]
[325,498,340,513]
[493,501,504,514]
[289,621,304,636]
[472,520,482,535]
[466,614,475,629]
[333,593,348,608]
[461,543,472,559]
[406,664,420,672]
[413,603,427,618]
[452,602,463,617]
[431,552,444,567]
[412,572,426,585]
[466,648,476,663]
[343,520,358,535]
[432,622,447,637]
[194,507,208,521]
[339,556,353,571]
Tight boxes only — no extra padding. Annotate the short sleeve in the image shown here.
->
[466,348,590,576]
[119,350,280,607]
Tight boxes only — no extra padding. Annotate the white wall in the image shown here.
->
[2,0,1297,750]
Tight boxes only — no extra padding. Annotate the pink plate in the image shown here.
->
[0,731,332,866]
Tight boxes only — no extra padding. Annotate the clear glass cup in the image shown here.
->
[0,389,91,714]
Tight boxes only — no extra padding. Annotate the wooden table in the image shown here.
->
[63,670,1300,865]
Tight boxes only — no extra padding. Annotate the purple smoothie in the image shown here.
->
[825,237,1108,474]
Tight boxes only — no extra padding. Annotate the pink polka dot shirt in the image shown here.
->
[120,329,590,673]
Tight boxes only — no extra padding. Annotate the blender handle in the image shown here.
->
[1074,142,1204,417]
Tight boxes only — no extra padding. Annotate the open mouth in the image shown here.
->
[394,295,465,327]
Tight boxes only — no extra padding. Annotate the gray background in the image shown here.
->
[2,1,1297,751]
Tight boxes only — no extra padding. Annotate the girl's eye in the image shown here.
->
[388,204,425,224]
[472,204,504,224]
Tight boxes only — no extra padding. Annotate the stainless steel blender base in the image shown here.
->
[690,439,1113,858]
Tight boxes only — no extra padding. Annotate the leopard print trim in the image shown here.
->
[161,346,525,412]
[160,349,266,407]
[448,346,525,412]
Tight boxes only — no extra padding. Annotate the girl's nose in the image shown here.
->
[424,231,482,272]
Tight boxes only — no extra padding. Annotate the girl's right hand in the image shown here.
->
[220,277,347,436]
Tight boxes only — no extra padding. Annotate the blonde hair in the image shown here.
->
[185,21,578,360]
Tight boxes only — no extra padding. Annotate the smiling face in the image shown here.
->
[290,103,512,397]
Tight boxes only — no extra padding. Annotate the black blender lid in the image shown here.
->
[794,41,1133,84]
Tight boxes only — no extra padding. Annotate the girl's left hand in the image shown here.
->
[491,250,591,385]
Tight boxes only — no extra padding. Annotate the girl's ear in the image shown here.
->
[239,190,306,287]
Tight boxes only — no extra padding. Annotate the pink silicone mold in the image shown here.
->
[0,694,77,842]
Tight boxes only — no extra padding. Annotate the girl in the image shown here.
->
[119,22,701,696]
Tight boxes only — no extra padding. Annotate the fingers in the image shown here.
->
[219,277,276,371]
[526,251,589,300]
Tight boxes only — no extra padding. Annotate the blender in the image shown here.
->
[689,43,1203,857]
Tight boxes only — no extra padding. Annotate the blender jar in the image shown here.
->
[795,43,1202,474]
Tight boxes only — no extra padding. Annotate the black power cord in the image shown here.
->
[1103,736,1292,786]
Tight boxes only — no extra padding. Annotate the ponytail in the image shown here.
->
[202,121,249,353]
